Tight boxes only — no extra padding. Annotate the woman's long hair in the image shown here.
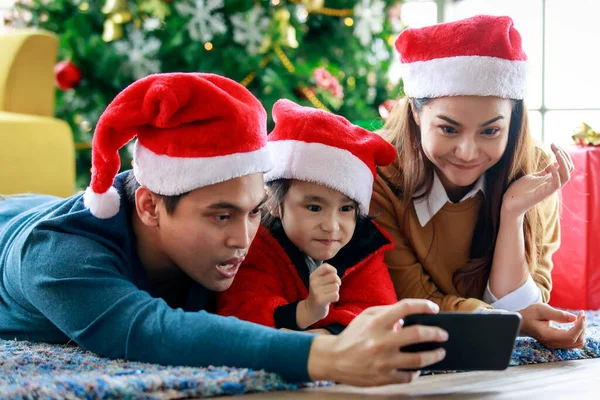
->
[381,98,550,298]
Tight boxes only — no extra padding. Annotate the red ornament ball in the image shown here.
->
[54,60,82,91]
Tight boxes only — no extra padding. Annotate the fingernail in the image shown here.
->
[430,303,440,312]
[441,330,449,341]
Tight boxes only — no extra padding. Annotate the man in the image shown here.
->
[0,73,448,386]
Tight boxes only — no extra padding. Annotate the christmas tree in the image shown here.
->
[7,0,405,188]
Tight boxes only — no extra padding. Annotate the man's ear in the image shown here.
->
[135,186,161,227]
[409,100,421,127]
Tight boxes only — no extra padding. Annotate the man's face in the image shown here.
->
[155,173,267,292]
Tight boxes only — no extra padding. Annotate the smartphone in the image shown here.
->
[400,312,522,371]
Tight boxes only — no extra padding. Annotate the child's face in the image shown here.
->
[275,181,357,261]
[413,96,512,193]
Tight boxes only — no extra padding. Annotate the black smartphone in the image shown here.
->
[400,312,522,371]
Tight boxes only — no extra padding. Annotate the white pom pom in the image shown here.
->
[83,186,120,219]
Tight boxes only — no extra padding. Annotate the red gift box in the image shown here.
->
[550,146,600,310]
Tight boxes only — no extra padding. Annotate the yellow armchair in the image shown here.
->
[0,29,75,197]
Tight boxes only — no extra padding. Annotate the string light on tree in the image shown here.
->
[204,41,213,50]
[344,17,354,26]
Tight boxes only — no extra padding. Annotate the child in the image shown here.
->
[217,99,399,334]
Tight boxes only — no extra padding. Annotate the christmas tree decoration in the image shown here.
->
[175,0,227,42]
[572,122,600,146]
[378,99,397,119]
[16,0,404,187]
[230,6,270,56]
[101,0,132,42]
[114,30,161,80]
[102,18,123,42]
[54,60,82,91]
[101,0,132,23]
[302,0,325,13]
[274,8,298,49]
[312,67,343,109]
[354,0,386,46]
[388,1,403,32]
[139,0,171,20]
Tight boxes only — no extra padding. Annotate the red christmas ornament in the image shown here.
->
[54,60,82,91]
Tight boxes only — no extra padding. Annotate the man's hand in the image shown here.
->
[518,303,586,349]
[307,299,448,387]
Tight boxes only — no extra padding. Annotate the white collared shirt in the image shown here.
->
[413,170,486,228]
[412,170,541,311]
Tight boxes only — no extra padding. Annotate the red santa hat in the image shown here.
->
[395,15,528,99]
[84,72,271,219]
[265,99,397,214]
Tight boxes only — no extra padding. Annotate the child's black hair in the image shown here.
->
[263,179,372,230]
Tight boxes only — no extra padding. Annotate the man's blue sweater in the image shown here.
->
[0,172,313,382]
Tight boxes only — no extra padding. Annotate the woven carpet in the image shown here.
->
[1,310,598,399]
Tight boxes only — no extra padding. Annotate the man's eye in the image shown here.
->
[216,215,230,221]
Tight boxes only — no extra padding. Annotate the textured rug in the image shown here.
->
[1,311,599,399]
[510,309,600,366]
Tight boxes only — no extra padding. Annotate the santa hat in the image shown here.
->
[265,99,397,214]
[396,15,528,99]
[84,72,272,219]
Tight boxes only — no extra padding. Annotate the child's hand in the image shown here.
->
[306,263,342,321]
[296,263,341,329]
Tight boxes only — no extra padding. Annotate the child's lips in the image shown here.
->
[315,239,338,246]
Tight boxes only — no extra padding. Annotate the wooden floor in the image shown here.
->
[216,358,600,399]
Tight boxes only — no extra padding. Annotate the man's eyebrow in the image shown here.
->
[207,202,241,211]
[254,194,269,209]
[207,193,268,211]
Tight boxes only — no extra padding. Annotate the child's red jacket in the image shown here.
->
[216,219,398,333]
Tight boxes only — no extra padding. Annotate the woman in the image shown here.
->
[371,15,585,348]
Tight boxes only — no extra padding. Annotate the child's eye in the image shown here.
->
[482,128,500,136]
[307,205,321,212]
[340,205,355,212]
[440,126,457,135]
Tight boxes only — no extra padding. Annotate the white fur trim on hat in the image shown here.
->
[133,141,272,195]
[83,186,121,219]
[265,140,374,214]
[402,56,528,99]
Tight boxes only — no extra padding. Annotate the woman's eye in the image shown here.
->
[482,128,500,136]
[441,126,457,135]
